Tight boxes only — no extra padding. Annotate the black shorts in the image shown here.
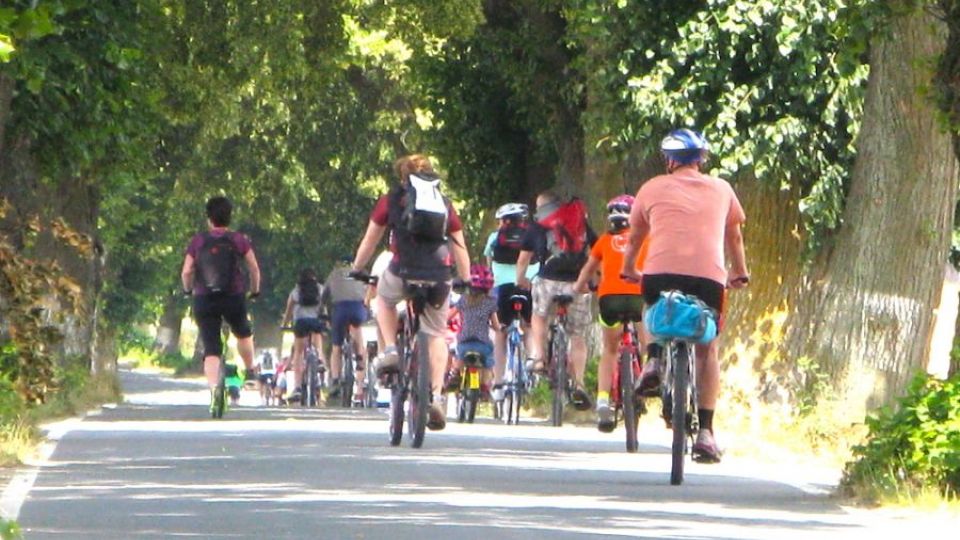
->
[193,293,253,358]
[598,294,645,327]
[642,273,725,314]
[496,284,532,327]
[293,317,326,338]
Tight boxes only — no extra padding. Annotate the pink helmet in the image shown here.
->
[607,194,633,232]
[606,194,634,216]
[470,263,494,291]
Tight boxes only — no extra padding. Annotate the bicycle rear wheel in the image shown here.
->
[551,330,567,427]
[409,332,430,448]
[670,342,690,485]
[341,343,355,408]
[212,359,226,419]
[621,350,639,453]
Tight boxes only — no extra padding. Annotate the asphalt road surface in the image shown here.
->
[3,368,951,539]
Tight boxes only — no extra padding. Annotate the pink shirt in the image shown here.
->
[631,168,745,285]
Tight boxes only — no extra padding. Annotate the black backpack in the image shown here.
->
[197,232,240,293]
[491,222,527,264]
[299,280,320,307]
[401,172,449,241]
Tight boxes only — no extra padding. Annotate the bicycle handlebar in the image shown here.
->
[348,270,378,285]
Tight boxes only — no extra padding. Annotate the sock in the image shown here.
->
[699,408,714,433]
[597,391,610,404]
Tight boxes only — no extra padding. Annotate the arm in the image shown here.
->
[245,249,261,295]
[449,229,471,281]
[573,255,601,294]
[515,250,533,290]
[725,222,749,288]
[181,255,195,293]
[281,295,294,327]
[352,220,387,271]
[621,222,649,282]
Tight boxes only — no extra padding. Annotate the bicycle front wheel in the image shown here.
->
[621,351,639,453]
[409,332,430,448]
[670,342,690,485]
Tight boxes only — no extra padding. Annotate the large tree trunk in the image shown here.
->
[786,8,959,417]
[154,293,186,356]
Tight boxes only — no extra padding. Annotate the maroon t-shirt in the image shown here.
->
[185,229,252,296]
[369,194,463,263]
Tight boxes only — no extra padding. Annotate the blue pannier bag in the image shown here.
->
[645,290,718,344]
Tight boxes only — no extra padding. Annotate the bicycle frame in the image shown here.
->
[502,295,528,425]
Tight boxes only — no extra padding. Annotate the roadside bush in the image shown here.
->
[841,373,960,501]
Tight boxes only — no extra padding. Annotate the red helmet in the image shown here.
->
[470,263,494,291]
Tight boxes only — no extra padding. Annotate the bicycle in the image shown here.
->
[337,331,359,408]
[546,294,575,427]
[350,271,442,448]
[500,293,530,425]
[454,346,486,424]
[608,314,646,453]
[645,290,719,485]
[256,349,277,407]
[358,339,379,407]
[281,324,326,408]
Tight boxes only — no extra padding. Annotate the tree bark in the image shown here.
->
[154,293,186,356]
[786,7,959,416]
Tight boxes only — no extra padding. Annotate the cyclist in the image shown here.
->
[516,191,597,411]
[448,264,499,393]
[351,154,471,431]
[225,361,243,406]
[255,348,277,403]
[573,195,649,432]
[280,268,326,402]
[180,196,260,410]
[322,257,370,401]
[484,203,538,403]
[620,128,749,463]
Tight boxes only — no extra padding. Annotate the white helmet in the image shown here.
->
[495,202,528,220]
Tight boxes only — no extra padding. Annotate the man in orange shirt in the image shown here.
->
[621,129,749,463]
[575,195,649,432]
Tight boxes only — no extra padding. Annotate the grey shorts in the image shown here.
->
[531,277,592,336]
[376,268,450,338]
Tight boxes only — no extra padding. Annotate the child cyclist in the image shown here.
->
[574,195,650,432]
[448,264,500,394]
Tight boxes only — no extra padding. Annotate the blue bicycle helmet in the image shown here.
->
[660,128,708,165]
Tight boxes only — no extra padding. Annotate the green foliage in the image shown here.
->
[841,373,960,501]
[0,518,22,540]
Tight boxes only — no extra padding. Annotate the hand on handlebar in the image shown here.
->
[620,269,642,284]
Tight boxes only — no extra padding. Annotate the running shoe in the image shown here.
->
[692,429,723,463]
[596,401,615,433]
[427,395,447,431]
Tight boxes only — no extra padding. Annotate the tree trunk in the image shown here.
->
[786,8,959,417]
[154,293,186,356]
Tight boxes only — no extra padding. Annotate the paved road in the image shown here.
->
[5,369,949,539]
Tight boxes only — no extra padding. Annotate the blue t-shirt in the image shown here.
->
[484,231,539,288]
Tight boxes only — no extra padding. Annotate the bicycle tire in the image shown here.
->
[306,355,318,407]
[341,342,355,408]
[466,390,478,424]
[551,328,567,428]
[670,342,690,485]
[212,357,226,419]
[409,332,429,448]
[389,377,405,446]
[621,349,639,453]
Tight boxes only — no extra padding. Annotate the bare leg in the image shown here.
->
[428,335,448,394]
[569,335,588,386]
[204,356,221,388]
[291,337,305,389]
[598,327,620,395]
[236,336,255,370]
[329,345,343,380]
[376,296,399,350]
[696,341,720,410]
[528,313,548,362]
[493,329,507,384]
